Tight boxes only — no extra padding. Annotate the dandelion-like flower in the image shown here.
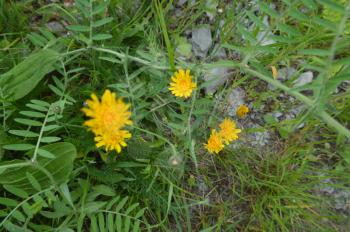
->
[205,129,224,154]
[236,105,249,118]
[219,118,241,144]
[82,89,132,153]
[169,69,196,98]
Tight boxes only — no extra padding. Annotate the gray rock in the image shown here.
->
[278,67,297,81]
[178,0,187,6]
[334,190,350,211]
[212,46,227,59]
[203,67,231,94]
[293,71,313,87]
[256,16,275,46]
[46,21,65,33]
[227,88,246,116]
[192,26,212,58]
[272,112,283,121]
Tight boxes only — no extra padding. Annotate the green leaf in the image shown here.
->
[26,172,41,191]
[92,17,113,27]
[0,49,60,101]
[0,142,76,193]
[37,148,56,159]
[317,0,346,14]
[20,111,46,118]
[14,118,42,126]
[3,144,35,151]
[92,34,112,41]
[0,197,18,207]
[92,2,109,15]
[43,124,60,131]
[26,103,48,112]
[84,202,106,214]
[67,25,90,32]
[4,185,29,198]
[30,99,50,108]
[299,49,330,56]
[40,137,62,143]
[9,130,39,137]
[258,2,279,18]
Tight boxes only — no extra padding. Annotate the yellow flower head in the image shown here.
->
[82,89,132,153]
[219,118,241,144]
[236,105,249,118]
[169,69,196,98]
[205,129,224,154]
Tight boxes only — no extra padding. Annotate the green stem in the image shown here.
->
[31,108,50,162]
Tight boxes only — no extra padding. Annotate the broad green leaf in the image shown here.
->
[0,142,76,193]
[3,144,35,151]
[0,49,60,101]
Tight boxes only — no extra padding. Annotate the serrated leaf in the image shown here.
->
[92,34,112,41]
[3,144,35,151]
[40,137,62,143]
[9,130,39,138]
[15,118,42,126]
[37,148,56,159]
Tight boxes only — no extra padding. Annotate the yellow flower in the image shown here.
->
[219,118,241,144]
[205,129,224,154]
[236,105,249,118]
[82,89,132,153]
[169,69,196,98]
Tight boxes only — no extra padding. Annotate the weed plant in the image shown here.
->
[0,0,349,231]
